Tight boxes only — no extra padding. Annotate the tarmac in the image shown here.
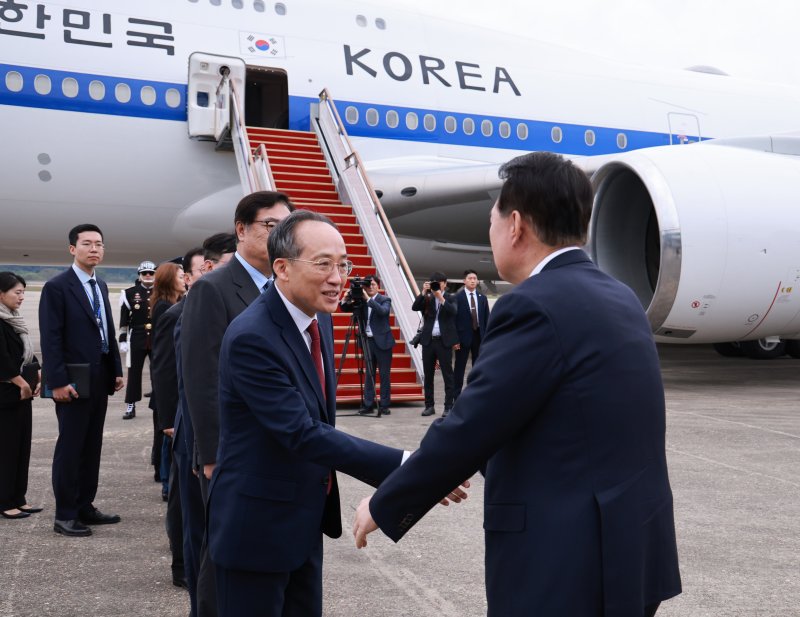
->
[1,291,799,616]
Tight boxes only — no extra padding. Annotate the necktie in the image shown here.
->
[261,280,270,294]
[88,279,109,353]
[307,319,325,402]
[470,293,478,330]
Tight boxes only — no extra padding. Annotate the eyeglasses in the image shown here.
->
[140,271,155,276]
[77,241,104,249]
[252,218,279,232]
[289,258,354,276]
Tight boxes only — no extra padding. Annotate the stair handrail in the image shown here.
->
[313,88,424,380]
[223,74,275,193]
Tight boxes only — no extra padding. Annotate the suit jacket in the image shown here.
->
[370,250,681,616]
[411,291,458,347]
[181,256,260,466]
[455,288,490,347]
[341,293,395,351]
[208,287,403,573]
[151,299,180,431]
[0,320,37,408]
[171,306,193,459]
[39,267,122,395]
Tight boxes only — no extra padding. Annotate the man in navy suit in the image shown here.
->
[209,211,409,617]
[453,269,490,402]
[39,224,125,537]
[340,274,395,415]
[354,152,682,616]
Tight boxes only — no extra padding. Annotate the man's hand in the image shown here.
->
[18,383,32,400]
[203,463,216,480]
[421,281,431,293]
[53,384,78,403]
[453,343,461,351]
[353,496,378,549]
[114,377,125,392]
[119,341,129,353]
[438,479,471,506]
[163,428,175,438]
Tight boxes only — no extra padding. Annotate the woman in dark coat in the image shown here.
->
[0,271,42,519]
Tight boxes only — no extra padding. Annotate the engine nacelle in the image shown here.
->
[589,142,800,343]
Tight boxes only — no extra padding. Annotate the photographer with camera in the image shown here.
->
[411,272,458,417]
[340,274,395,415]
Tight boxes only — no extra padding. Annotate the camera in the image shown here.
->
[428,280,441,292]
[348,277,370,306]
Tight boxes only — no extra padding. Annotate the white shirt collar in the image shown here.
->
[274,281,316,350]
[71,263,96,284]
[234,251,270,291]
[529,246,581,278]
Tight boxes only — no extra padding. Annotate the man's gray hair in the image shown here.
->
[268,210,338,268]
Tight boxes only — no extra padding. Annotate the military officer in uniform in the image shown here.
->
[119,261,155,420]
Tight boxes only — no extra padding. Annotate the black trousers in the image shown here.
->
[165,456,184,580]
[0,399,32,511]
[198,471,218,617]
[363,338,392,409]
[125,345,151,403]
[175,442,203,617]
[52,364,109,520]
[422,337,454,409]
[215,537,323,617]
[453,330,481,400]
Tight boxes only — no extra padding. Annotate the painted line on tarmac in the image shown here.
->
[667,446,800,488]
[671,411,800,440]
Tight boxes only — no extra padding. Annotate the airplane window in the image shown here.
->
[34,74,52,95]
[584,129,595,146]
[444,116,456,133]
[481,119,493,137]
[5,71,23,93]
[423,114,436,131]
[375,18,386,30]
[61,77,79,98]
[499,121,511,138]
[165,88,182,108]
[617,133,628,149]
[345,106,359,124]
[386,110,399,128]
[551,126,563,143]
[356,15,367,27]
[253,1,265,11]
[366,108,379,126]
[462,117,475,135]
[405,112,419,130]
[232,0,244,7]
[517,123,528,140]
[140,86,157,106]
[115,83,131,103]
[89,80,105,100]
[196,91,209,107]
[274,2,287,15]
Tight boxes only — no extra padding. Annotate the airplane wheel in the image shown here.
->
[786,340,800,359]
[712,342,744,357]
[739,339,787,359]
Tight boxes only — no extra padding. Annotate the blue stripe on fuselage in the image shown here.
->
[1,63,696,153]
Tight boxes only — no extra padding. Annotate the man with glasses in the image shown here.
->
[181,191,293,617]
[39,224,125,537]
[119,260,156,420]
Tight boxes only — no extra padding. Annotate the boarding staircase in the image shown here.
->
[190,59,424,404]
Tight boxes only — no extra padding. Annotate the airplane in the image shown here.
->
[2,0,800,359]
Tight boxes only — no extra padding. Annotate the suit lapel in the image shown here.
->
[229,256,261,308]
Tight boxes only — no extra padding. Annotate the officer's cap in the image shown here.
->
[138,260,156,274]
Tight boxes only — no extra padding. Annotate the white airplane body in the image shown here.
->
[3,0,800,348]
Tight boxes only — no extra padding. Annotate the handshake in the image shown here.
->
[351,478,471,548]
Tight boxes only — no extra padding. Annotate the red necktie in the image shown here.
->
[307,318,326,402]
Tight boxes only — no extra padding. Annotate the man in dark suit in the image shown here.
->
[209,210,409,617]
[412,271,458,417]
[340,274,395,415]
[181,192,293,617]
[354,152,682,616]
[453,269,490,402]
[39,223,125,537]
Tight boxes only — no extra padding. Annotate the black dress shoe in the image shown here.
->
[421,407,435,416]
[78,507,121,525]
[54,518,92,536]
[161,488,169,502]
[379,407,391,416]
[19,505,43,514]
[442,407,452,418]
[2,510,31,519]
[122,403,136,420]
[358,405,375,415]
[172,576,189,590]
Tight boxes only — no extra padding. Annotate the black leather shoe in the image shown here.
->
[161,488,169,502]
[172,577,189,590]
[442,407,452,418]
[379,407,391,416]
[122,403,136,420]
[54,518,92,536]
[78,507,121,525]
[421,407,435,416]
[19,505,43,514]
[358,405,375,415]
[2,510,30,519]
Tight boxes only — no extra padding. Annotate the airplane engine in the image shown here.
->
[588,141,800,345]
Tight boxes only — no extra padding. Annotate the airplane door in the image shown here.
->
[668,112,702,145]
[244,67,289,129]
[187,52,246,139]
